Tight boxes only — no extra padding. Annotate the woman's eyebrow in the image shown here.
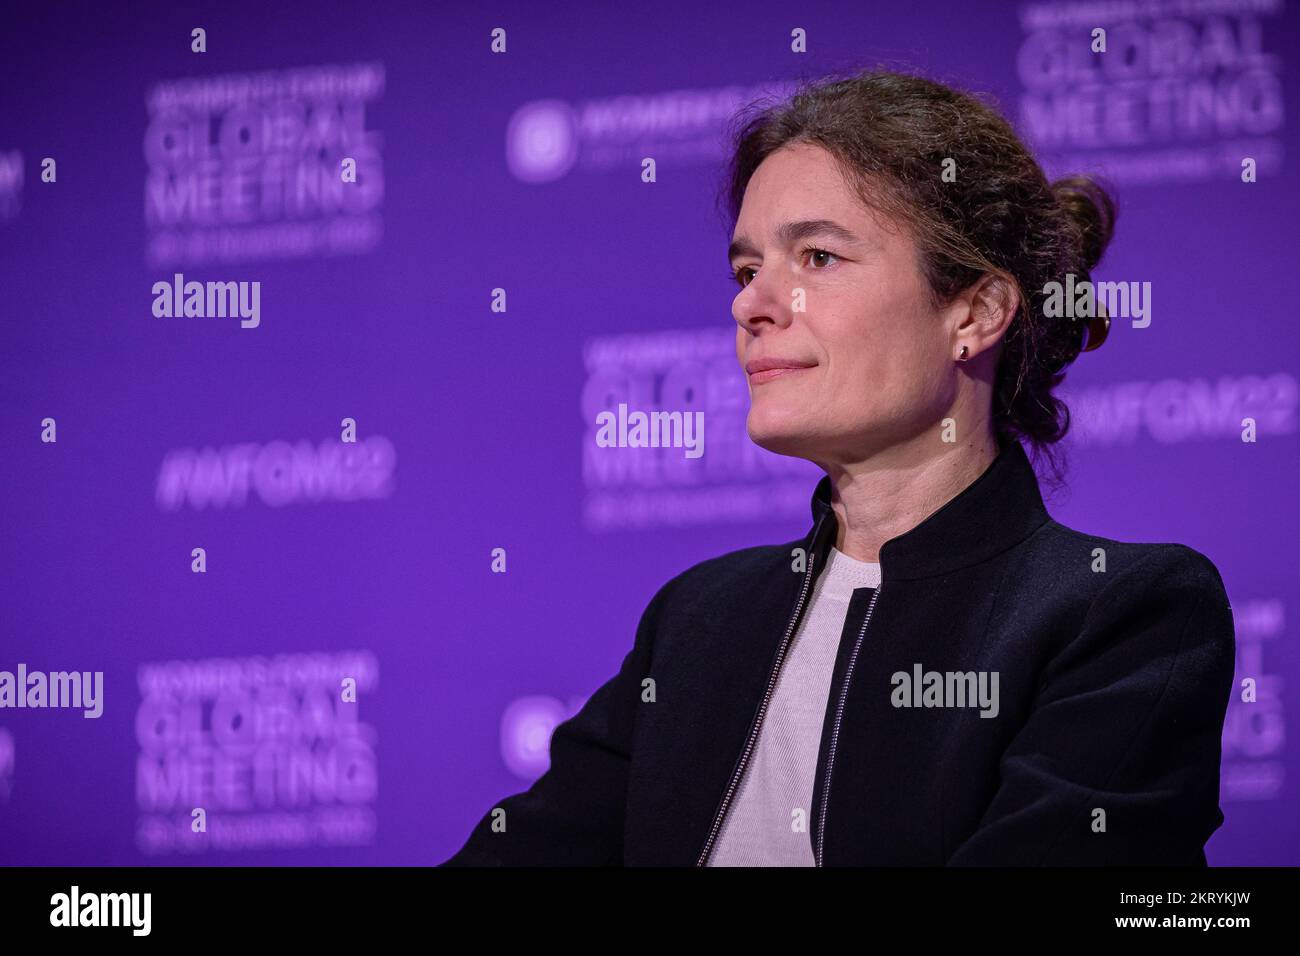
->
[727,219,862,264]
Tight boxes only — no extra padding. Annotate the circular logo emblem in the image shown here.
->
[506,100,579,183]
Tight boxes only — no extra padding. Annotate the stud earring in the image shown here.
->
[957,345,969,362]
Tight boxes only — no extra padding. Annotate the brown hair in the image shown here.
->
[719,68,1116,478]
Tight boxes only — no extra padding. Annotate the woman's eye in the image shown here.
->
[805,247,839,269]
[732,266,756,288]
[731,249,837,288]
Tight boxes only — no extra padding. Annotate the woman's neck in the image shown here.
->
[824,431,1001,563]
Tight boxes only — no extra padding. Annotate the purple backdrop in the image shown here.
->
[1,0,1296,865]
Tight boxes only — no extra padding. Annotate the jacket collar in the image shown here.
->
[807,438,1050,582]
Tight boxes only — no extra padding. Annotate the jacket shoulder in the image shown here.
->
[641,538,803,618]
[679,539,801,579]
[1032,519,1229,600]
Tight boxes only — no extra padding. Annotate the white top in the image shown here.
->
[708,546,882,866]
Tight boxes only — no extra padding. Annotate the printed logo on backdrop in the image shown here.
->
[1016,0,1286,184]
[506,81,798,183]
[1222,599,1286,800]
[135,651,378,854]
[0,149,21,221]
[144,61,385,266]
[500,695,587,779]
[582,328,818,531]
[155,434,396,511]
[0,727,13,802]
[1061,371,1297,445]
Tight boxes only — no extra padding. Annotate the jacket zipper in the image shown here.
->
[813,583,882,866]
[694,549,820,866]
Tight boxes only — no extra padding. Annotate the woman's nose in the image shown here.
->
[733,268,793,333]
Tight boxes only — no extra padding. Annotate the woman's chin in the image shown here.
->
[746,415,815,459]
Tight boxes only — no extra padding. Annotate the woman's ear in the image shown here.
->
[954,272,1019,355]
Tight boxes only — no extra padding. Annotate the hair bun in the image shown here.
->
[1081,310,1110,353]
[1050,175,1116,274]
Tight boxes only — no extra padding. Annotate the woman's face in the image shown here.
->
[729,142,959,466]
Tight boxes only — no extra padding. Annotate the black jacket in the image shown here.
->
[443,439,1235,866]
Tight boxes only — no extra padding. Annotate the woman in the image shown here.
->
[443,69,1235,866]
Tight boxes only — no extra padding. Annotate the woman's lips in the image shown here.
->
[749,365,815,385]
